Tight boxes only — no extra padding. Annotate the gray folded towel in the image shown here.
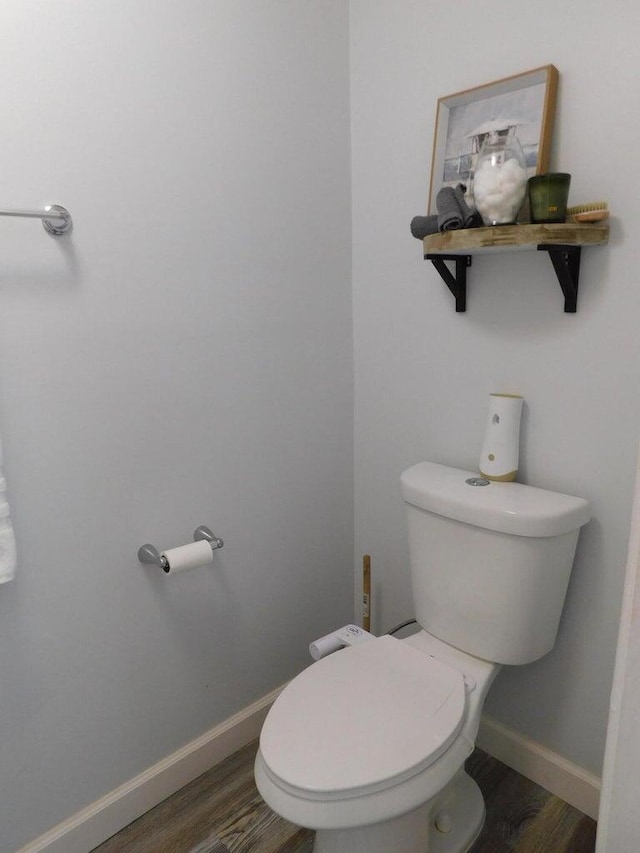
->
[410,183,480,240]
[437,187,463,231]
[453,184,481,228]
[410,214,439,240]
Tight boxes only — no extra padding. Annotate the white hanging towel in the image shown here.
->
[0,437,16,584]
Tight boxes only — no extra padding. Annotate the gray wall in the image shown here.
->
[351,0,640,776]
[0,3,353,850]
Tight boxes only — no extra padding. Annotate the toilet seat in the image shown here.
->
[259,634,466,800]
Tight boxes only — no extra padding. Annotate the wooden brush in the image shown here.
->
[362,554,371,631]
[566,202,609,223]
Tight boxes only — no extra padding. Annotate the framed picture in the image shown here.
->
[427,65,558,213]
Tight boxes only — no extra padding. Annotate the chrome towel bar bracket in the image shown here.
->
[0,204,73,235]
[138,526,224,572]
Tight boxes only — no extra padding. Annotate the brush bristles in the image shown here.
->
[566,202,608,215]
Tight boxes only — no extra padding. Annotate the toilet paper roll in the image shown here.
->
[161,539,214,574]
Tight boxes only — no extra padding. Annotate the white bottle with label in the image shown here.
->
[479,393,524,482]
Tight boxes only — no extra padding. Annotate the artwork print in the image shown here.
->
[428,66,558,213]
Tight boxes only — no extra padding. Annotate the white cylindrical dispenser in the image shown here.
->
[479,393,523,482]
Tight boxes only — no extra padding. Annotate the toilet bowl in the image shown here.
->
[255,630,499,853]
[255,461,590,852]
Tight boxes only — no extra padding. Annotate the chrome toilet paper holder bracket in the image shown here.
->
[138,526,224,572]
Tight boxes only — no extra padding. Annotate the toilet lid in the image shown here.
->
[259,635,466,798]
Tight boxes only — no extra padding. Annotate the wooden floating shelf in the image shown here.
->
[422,223,609,313]
[423,222,609,254]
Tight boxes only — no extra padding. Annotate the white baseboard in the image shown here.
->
[17,685,284,853]
[477,714,601,821]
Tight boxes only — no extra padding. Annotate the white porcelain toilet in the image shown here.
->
[255,462,590,853]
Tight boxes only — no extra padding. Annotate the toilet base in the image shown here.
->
[311,770,484,853]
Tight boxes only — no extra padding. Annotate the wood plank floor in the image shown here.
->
[92,741,596,853]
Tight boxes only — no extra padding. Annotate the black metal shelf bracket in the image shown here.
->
[426,254,472,312]
[537,244,582,313]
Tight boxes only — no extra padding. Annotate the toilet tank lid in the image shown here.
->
[401,462,590,538]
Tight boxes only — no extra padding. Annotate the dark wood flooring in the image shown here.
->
[92,741,596,853]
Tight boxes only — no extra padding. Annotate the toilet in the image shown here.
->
[254,462,590,853]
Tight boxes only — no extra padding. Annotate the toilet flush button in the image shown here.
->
[465,477,490,487]
[435,811,453,833]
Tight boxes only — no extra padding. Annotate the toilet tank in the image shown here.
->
[400,462,590,665]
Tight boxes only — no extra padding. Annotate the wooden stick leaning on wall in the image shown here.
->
[362,554,371,631]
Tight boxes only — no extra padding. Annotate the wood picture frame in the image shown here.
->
[427,65,558,213]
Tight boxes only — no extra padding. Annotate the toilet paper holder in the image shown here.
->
[138,526,224,572]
